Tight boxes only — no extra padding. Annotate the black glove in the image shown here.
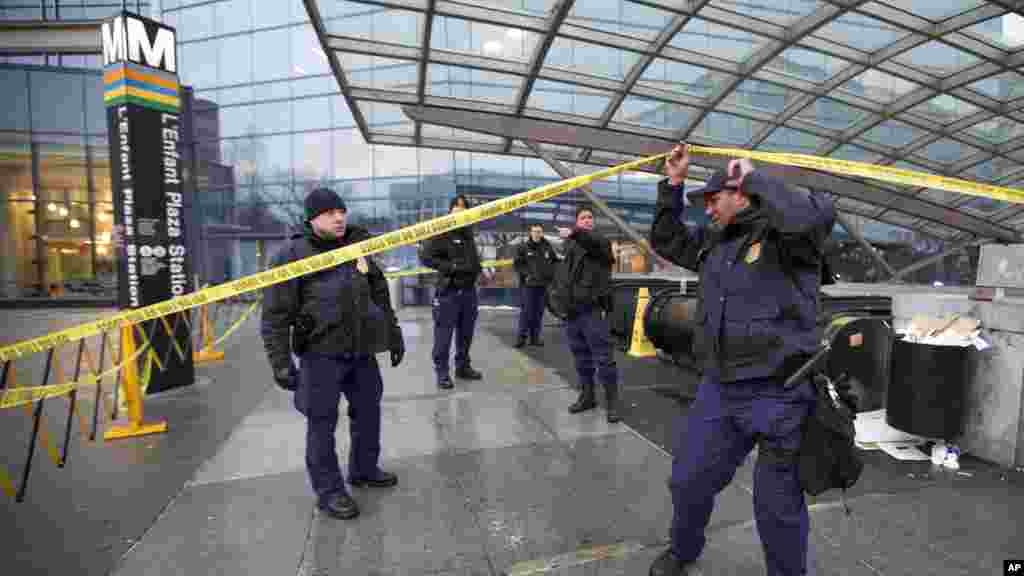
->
[389,324,405,367]
[274,364,298,391]
[450,257,470,273]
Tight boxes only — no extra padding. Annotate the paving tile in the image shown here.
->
[112,471,312,576]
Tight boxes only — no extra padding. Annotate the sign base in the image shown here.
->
[104,420,168,440]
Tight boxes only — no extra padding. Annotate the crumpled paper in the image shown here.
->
[899,314,987,349]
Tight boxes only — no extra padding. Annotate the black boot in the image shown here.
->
[455,365,482,380]
[349,469,398,488]
[529,336,544,346]
[649,549,692,576]
[438,373,453,389]
[605,382,622,423]
[514,336,527,348]
[568,382,597,414]
[318,492,359,520]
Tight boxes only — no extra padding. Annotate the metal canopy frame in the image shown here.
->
[303,0,1024,241]
[402,105,1019,242]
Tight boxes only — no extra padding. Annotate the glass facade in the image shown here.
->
[0,64,115,300]
[0,1,151,21]
[1,0,1019,304]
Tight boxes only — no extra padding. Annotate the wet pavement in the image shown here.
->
[2,307,1022,575]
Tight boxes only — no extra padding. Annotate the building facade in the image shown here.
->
[2,0,1017,303]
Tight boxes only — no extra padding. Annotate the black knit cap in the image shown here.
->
[449,194,470,211]
[305,187,347,221]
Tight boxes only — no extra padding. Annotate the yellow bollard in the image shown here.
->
[193,303,225,365]
[627,287,658,358]
[104,325,168,440]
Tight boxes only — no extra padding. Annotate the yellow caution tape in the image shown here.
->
[689,145,1024,204]
[4,140,1015,373]
[0,300,256,410]
[383,259,514,279]
[0,152,666,365]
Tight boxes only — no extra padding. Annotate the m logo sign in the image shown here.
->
[101,13,176,74]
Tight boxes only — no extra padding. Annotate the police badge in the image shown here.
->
[744,241,762,264]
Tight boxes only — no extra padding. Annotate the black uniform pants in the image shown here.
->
[432,286,478,375]
[296,352,383,503]
[565,308,618,389]
[518,285,546,341]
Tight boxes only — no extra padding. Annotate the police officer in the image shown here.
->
[513,224,558,348]
[261,187,406,521]
[647,144,835,576]
[422,194,483,389]
[552,205,621,423]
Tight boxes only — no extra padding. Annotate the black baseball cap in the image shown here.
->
[685,169,731,201]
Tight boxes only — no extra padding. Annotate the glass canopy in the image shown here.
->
[308,0,1024,240]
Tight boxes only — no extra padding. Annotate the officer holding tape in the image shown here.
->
[422,194,484,389]
[552,205,621,423]
[261,187,405,521]
[648,144,835,576]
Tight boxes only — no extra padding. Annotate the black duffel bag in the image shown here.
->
[784,348,863,513]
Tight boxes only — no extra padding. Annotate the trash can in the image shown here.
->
[886,336,970,440]
[608,277,683,342]
[825,317,892,413]
[643,289,701,371]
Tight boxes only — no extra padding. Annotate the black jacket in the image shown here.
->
[513,238,558,287]
[260,224,400,374]
[650,171,835,383]
[550,229,614,318]
[421,226,482,290]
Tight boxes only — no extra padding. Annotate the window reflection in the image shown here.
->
[638,59,726,98]
[795,98,866,131]
[293,96,332,132]
[766,47,848,83]
[726,80,799,115]
[859,120,923,149]
[568,0,672,40]
[293,26,332,78]
[327,6,422,47]
[253,28,293,83]
[614,97,693,132]
[543,37,640,81]
[431,16,537,62]
[294,131,334,182]
[219,34,254,87]
[762,126,823,154]
[31,70,85,133]
[333,129,373,179]
[428,65,521,105]
[1,69,30,131]
[671,17,765,62]
[811,12,907,53]
[527,80,613,118]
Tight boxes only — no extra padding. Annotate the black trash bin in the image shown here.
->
[825,317,893,413]
[886,336,970,440]
[608,277,683,343]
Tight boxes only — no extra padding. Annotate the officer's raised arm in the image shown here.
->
[728,158,835,239]
[420,236,452,273]
[570,228,614,265]
[650,143,706,271]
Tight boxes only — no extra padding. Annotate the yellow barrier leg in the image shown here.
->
[628,287,658,358]
[193,304,225,365]
[104,325,167,441]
